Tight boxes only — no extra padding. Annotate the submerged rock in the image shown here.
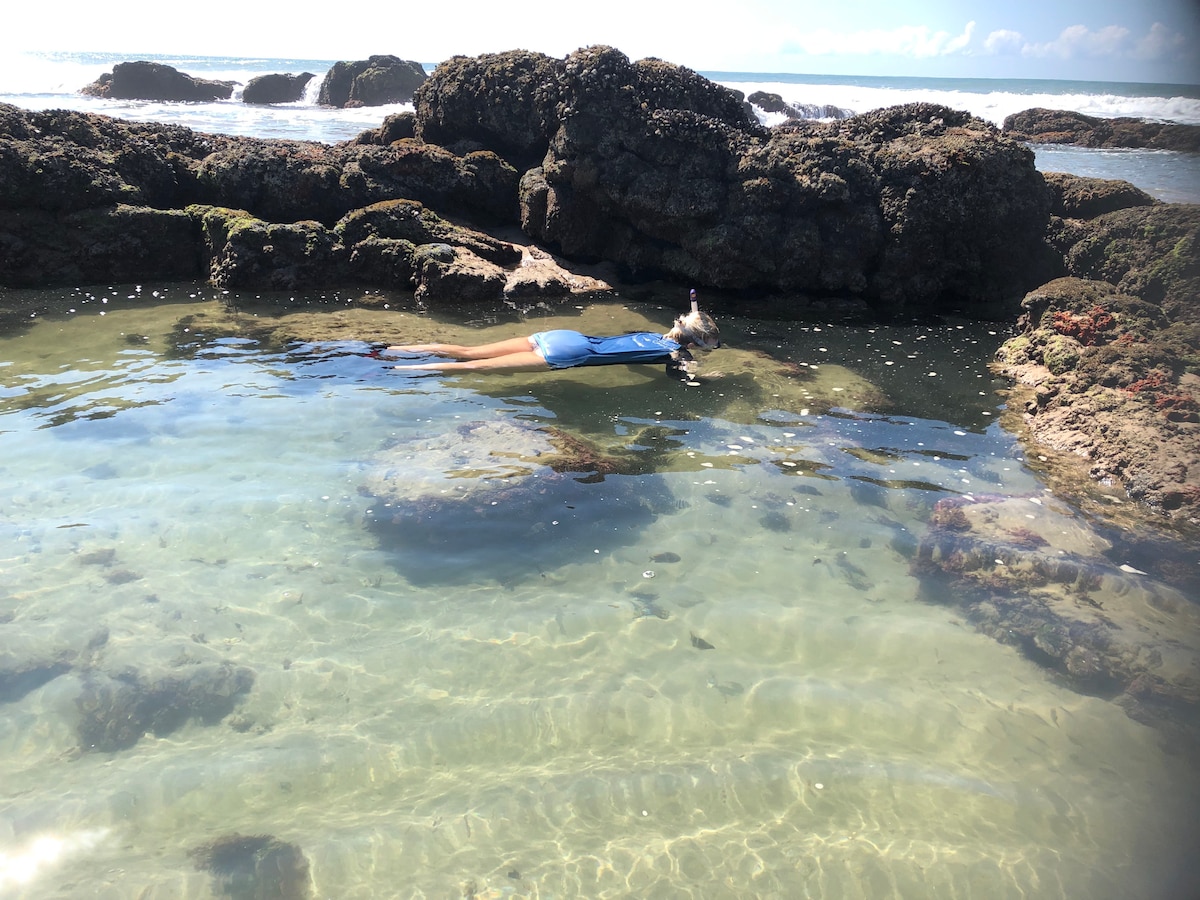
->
[190,833,311,900]
[0,655,73,704]
[360,417,678,585]
[76,662,255,752]
[910,494,1200,734]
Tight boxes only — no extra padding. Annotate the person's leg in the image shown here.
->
[395,349,550,372]
[388,336,537,360]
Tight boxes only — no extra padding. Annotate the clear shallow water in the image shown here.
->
[1,285,1198,898]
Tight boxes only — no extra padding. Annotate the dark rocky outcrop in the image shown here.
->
[443,46,1045,318]
[1003,107,1200,152]
[1041,171,1158,219]
[747,90,853,121]
[242,72,315,105]
[80,60,237,102]
[414,50,567,168]
[347,112,417,145]
[3,46,1054,317]
[317,55,427,108]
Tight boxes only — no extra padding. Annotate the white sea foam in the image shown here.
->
[720,78,1200,127]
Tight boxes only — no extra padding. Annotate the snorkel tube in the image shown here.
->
[690,288,699,315]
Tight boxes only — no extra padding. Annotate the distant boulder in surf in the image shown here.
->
[317,55,427,108]
[747,90,853,121]
[1003,107,1200,153]
[79,60,237,102]
[242,72,315,105]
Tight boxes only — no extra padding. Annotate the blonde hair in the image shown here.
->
[668,309,721,350]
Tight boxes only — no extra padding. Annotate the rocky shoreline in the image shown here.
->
[1,45,1197,532]
[1003,106,1200,152]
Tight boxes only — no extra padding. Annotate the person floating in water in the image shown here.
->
[385,289,721,380]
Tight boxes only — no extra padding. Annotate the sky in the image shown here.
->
[8,0,1200,84]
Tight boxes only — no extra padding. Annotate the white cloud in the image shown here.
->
[1133,21,1186,60]
[1022,24,1132,60]
[781,22,976,59]
[983,29,1024,56]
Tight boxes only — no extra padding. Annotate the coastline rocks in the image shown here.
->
[242,72,315,104]
[524,84,1047,314]
[80,60,237,102]
[414,48,755,170]
[190,200,591,300]
[1003,107,1200,152]
[6,38,1054,316]
[347,112,417,145]
[190,136,519,226]
[411,45,1049,315]
[1041,171,1157,219]
[994,274,1200,524]
[195,205,344,290]
[414,50,567,169]
[1,205,203,286]
[336,199,521,266]
[1055,204,1200,324]
[317,55,427,108]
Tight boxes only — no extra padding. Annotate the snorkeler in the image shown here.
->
[385,289,721,380]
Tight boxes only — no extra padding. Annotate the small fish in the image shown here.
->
[690,632,715,651]
[650,551,681,563]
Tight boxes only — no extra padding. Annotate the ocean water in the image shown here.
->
[1,51,1200,899]
[1,51,1198,202]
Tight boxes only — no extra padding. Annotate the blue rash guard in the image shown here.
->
[531,330,688,374]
